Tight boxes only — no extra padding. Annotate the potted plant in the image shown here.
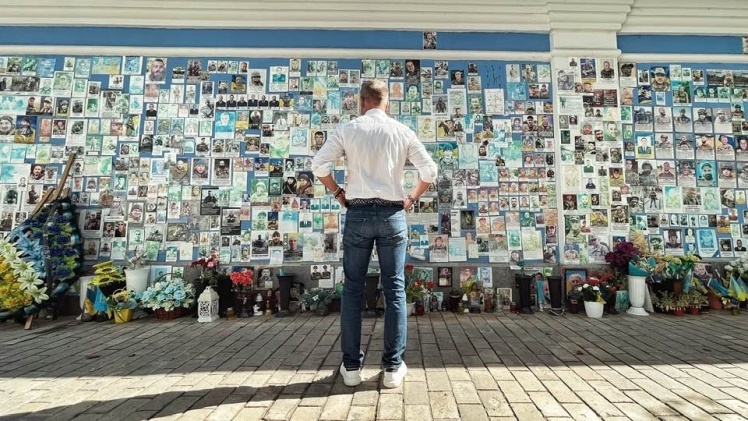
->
[124,248,149,293]
[686,289,706,315]
[655,291,675,314]
[105,289,138,323]
[673,294,689,317]
[133,275,196,319]
[405,280,427,316]
[578,283,606,318]
[604,239,651,316]
[301,288,337,316]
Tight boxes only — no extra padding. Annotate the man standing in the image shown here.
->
[312,79,437,389]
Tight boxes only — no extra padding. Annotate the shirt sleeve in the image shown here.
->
[311,126,345,178]
[407,133,438,183]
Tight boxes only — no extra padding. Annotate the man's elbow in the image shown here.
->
[419,164,438,184]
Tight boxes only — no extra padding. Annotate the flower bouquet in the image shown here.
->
[133,276,195,319]
[405,280,428,304]
[578,283,606,303]
[604,240,650,278]
[230,267,254,292]
[578,282,607,318]
[230,267,254,317]
[91,261,127,297]
[652,253,701,281]
[105,289,138,323]
[723,256,748,305]
[190,252,220,286]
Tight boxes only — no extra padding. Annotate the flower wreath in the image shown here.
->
[0,198,83,321]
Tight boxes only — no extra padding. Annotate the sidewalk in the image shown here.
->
[0,310,747,420]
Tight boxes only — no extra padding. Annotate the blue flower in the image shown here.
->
[173,290,186,301]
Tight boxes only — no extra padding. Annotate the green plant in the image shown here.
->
[405,280,427,303]
[105,289,138,319]
[674,295,690,311]
[301,288,337,311]
[656,291,675,312]
[687,290,707,308]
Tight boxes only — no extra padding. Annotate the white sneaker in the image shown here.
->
[339,363,362,387]
[382,362,407,389]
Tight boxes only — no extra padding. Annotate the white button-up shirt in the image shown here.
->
[311,109,438,201]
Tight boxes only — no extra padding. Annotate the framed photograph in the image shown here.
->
[496,288,512,309]
[564,268,588,296]
[437,267,452,287]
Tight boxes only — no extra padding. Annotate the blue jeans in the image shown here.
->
[341,204,408,371]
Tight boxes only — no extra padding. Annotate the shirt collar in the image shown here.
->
[365,108,388,117]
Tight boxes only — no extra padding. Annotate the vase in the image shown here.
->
[584,301,604,319]
[707,291,723,310]
[689,306,700,315]
[546,275,564,311]
[670,278,683,297]
[448,294,461,312]
[568,299,579,314]
[113,309,133,324]
[626,275,649,316]
[124,267,150,293]
[732,307,741,316]
[155,307,182,320]
[615,290,630,312]
[415,301,425,316]
[276,275,295,317]
[673,308,685,317]
[422,294,431,313]
[235,290,250,318]
[315,305,330,316]
[329,298,341,313]
[515,274,534,314]
[406,301,415,316]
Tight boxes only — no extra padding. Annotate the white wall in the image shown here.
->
[1,0,747,36]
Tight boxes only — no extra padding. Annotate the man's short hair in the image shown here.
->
[360,79,388,105]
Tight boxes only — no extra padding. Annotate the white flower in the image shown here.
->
[577,287,582,292]
[725,265,734,272]
[17,273,42,291]
[10,259,34,273]
[582,283,589,288]
[593,286,600,291]
[26,285,49,304]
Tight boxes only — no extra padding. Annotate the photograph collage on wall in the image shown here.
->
[0,54,558,275]
[557,57,748,263]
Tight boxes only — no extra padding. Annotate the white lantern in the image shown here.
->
[197,286,219,323]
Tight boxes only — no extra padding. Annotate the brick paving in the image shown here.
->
[0,310,746,421]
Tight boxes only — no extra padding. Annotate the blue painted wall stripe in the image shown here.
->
[0,27,551,52]
[618,35,744,55]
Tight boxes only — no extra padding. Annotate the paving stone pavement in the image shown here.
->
[0,310,747,421]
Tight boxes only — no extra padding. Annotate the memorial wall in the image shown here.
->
[1,28,748,285]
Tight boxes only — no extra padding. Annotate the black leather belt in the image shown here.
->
[346,198,404,208]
